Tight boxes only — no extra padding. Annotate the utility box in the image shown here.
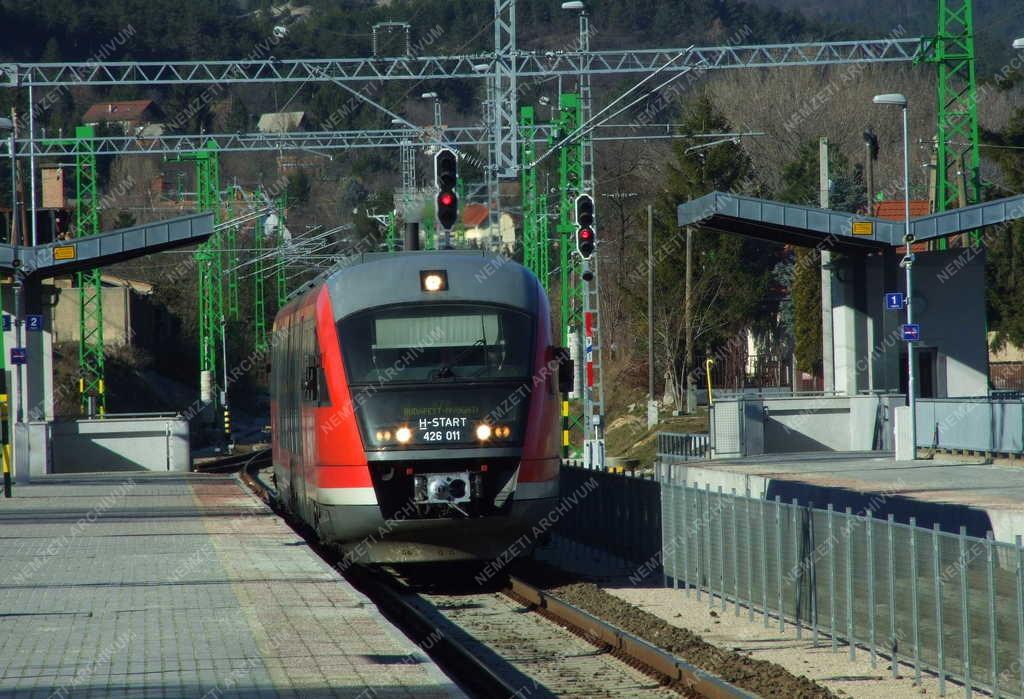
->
[894,405,914,460]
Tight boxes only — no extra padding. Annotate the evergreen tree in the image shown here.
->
[641,93,774,403]
[986,107,1024,350]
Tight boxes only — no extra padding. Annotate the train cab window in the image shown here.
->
[339,304,533,385]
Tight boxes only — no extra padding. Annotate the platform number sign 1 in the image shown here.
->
[25,314,43,332]
[885,292,905,310]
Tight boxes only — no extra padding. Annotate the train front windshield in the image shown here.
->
[339,304,533,385]
[338,304,537,449]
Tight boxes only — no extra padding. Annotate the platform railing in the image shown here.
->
[659,468,1024,699]
[656,432,711,462]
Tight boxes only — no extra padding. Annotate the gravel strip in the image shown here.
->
[516,560,839,698]
[606,587,947,699]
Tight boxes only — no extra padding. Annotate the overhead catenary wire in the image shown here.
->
[529,48,698,170]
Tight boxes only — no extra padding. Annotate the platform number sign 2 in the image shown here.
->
[25,314,43,332]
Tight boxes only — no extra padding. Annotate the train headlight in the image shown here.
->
[375,429,392,441]
[475,423,492,441]
[395,426,413,443]
[420,270,448,292]
[495,425,511,438]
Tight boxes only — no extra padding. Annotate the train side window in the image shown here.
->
[303,353,318,403]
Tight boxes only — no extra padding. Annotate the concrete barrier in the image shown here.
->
[49,414,190,473]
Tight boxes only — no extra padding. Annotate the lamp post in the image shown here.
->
[0,117,14,242]
[420,91,442,142]
[873,92,916,460]
[1013,38,1024,49]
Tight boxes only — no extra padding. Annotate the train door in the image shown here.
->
[287,318,303,512]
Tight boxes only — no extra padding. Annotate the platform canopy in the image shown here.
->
[0,212,214,277]
[678,191,1024,252]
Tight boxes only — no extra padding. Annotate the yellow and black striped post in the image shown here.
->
[223,406,231,439]
[561,400,570,459]
[1,382,10,498]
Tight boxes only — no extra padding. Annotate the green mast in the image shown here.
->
[275,194,288,308]
[171,140,223,404]
[921,0,981,241]
[555,93,585,456]
[253,214,268,352]
[74,125,105,416]
[226,192,241,320]
[520,106,539,276]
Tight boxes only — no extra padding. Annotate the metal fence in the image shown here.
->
[657,432,710,462]
[660,471,1024,698]
[555,464,662,568]
[917,398,1024,453]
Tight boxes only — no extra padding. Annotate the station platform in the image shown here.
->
[666,451,1024,543]
[0,472,464,698]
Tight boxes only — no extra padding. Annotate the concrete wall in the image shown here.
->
[49,416,190,473]
[829,248,987,398]
[50,285,172,349]
[711,394,900,457]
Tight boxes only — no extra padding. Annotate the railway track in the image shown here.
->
[192,448,272,474]
[207,455,754,698]
[369,565,756,698]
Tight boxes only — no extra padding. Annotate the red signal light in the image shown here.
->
[439,192,454,207]
[580,228,593,240]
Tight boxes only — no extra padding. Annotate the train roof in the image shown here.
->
[286,251,543,321]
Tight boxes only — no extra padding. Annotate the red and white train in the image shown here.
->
[270,251,569,562]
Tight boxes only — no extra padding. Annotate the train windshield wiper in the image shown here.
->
[432,338,485,380]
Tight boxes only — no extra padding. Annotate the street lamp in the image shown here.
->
[420,91,442,138]
[873,92,917,460]
[1013,38,1024,50]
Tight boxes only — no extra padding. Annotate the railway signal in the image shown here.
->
[434,148,459,230]
[575,193,595,259]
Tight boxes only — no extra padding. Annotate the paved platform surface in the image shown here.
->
[669,451,1024,540]
[0,472,465,699]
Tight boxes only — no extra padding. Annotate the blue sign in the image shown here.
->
[1,315,9,331]
[25,314,43,332]
[9,347,26,365]
[901,324,921,342]
[885,292,905,310]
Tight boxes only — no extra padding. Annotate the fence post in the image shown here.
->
[664,465,673,590]
[809,501,818,648]
[910,517,921,687]
[846,506,855,661]
[867,510,877,669]
[705,483,713,607]
[888,513,899,678]
[718,486,726,612]
[746,493,754,622]
[934,523,946,696]
[960,525,973,698]
[829,503,837,652]
[681,480,689,597]
[793,498,802,639]
[1016,534,1023,699]
[777,496,784,632]
[986,532,997,699]
[696,483,703,602]
[732,489,740,617]
[761,495,768,628]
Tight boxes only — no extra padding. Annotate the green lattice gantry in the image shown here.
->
[74,125,105,415]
